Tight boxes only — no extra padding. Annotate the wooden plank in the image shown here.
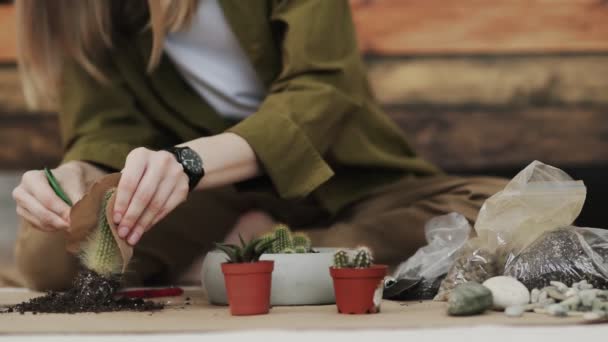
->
[2,108,608,172]
[0,4,16,62]
[0,66,25,113]
[3,1,608,60]
[367,55,608,106]
[0,114,62,170]
[392,107,608,172]
[350,0,608,55]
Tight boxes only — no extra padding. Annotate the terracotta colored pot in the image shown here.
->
[330,265,388,314]
[221,261,274,316]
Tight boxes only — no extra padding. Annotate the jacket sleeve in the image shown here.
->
[59,60,169,171]
[227,0,366,199]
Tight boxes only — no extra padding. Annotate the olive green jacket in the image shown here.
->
[60,0,439,214]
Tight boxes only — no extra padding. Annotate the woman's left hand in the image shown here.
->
[113,147,190,245]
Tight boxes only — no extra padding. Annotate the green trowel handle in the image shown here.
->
[44,167,73,207]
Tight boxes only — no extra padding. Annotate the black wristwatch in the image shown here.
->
[163,146,205,191]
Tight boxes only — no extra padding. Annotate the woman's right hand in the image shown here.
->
[12,161,104,232]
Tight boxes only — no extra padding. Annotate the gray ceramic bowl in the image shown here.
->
[201,248,339,306]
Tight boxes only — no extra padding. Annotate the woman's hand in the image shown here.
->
[12,161,100,232]
[113,147,189,246]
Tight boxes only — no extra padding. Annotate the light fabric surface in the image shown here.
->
[0,288,594,335]
[1,327,608,341]
[165,0,265,119]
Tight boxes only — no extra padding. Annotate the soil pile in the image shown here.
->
[3,270,163,314]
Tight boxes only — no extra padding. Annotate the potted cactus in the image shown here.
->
[260,224,313,254]
[203,224,339,306]
[330,247,388,314]
[215,235,276,316]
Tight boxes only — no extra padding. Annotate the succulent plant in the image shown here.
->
[333,249,350,268]
[272,224,294,253]
[292,232,312,250]
[352,247,373,268]
[263,224,313,253]
[333,247,374,269]
[294,246,308,254]
[80,189,123,276]
[215,234,276,263]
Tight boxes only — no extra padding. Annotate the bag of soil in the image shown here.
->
[504,226,608,290]
[435,161,587,300]
[385,212,471,300]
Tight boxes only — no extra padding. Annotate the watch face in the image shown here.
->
[178,148,204,175]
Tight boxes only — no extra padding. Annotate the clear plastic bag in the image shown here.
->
[435,161,587,300]
[385,213,471,300]
[504,226,608,290]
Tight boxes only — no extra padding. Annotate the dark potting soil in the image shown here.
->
[504,228,608,290]
[2,269,164,314]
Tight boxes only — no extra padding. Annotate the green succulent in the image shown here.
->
[352,247,373,268]
[272,224,293,253]
[332,247,374,269]
[80,189,123,276]
[292,232,312,250]
[263,224,313,253]
[333,249,350,268]
[215,234,276,263]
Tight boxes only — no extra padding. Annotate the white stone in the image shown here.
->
[483,276,530,310]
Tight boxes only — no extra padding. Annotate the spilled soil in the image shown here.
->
[2,269,163,314]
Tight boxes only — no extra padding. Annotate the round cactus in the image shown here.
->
[292,232,311,250]
[333,249,350,268]
[282,248,295,254]
[352,247,373,268]
[294,246,307,253]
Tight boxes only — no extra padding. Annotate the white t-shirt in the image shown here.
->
[164,0,266,119]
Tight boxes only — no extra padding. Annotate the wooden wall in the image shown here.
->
[1,0,608,176]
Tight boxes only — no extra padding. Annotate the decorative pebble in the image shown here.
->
[550,281,569,293]
[565,288,578,297]
[530,289,540,303]
[483,276,530,310]
[505,306,525,317]
[546,304,567,317]
[579,290,599,307]
[583,311,606,321]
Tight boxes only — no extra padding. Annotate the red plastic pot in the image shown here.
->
[221,261,274,316]
[330,265,388,314]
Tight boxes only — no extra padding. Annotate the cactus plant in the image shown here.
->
[262,224,313,253]
[292,232,311,250]
[80,189,123,276]
[332,247,374,269]
[352,247,373,268]
[294,246,307,253]
[272,224,294,253]
[333,249,350,268]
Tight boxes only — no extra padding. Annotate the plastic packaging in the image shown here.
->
[435,161,587,300]
[504,226,608,290]
[385,212,471,300]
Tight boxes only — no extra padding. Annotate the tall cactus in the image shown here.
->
[333,249,350,268]
[352,247,373,268]
[272,224,293,253]
[80,189,123,276]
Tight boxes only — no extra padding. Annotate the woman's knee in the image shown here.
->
[14,222,78,291]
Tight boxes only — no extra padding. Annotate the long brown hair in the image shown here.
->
[15,0,198,109]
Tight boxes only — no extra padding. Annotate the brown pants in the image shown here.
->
[14,175,506,291]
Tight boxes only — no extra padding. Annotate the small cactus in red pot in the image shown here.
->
[215,235,276,316]
[330,247,388,314]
